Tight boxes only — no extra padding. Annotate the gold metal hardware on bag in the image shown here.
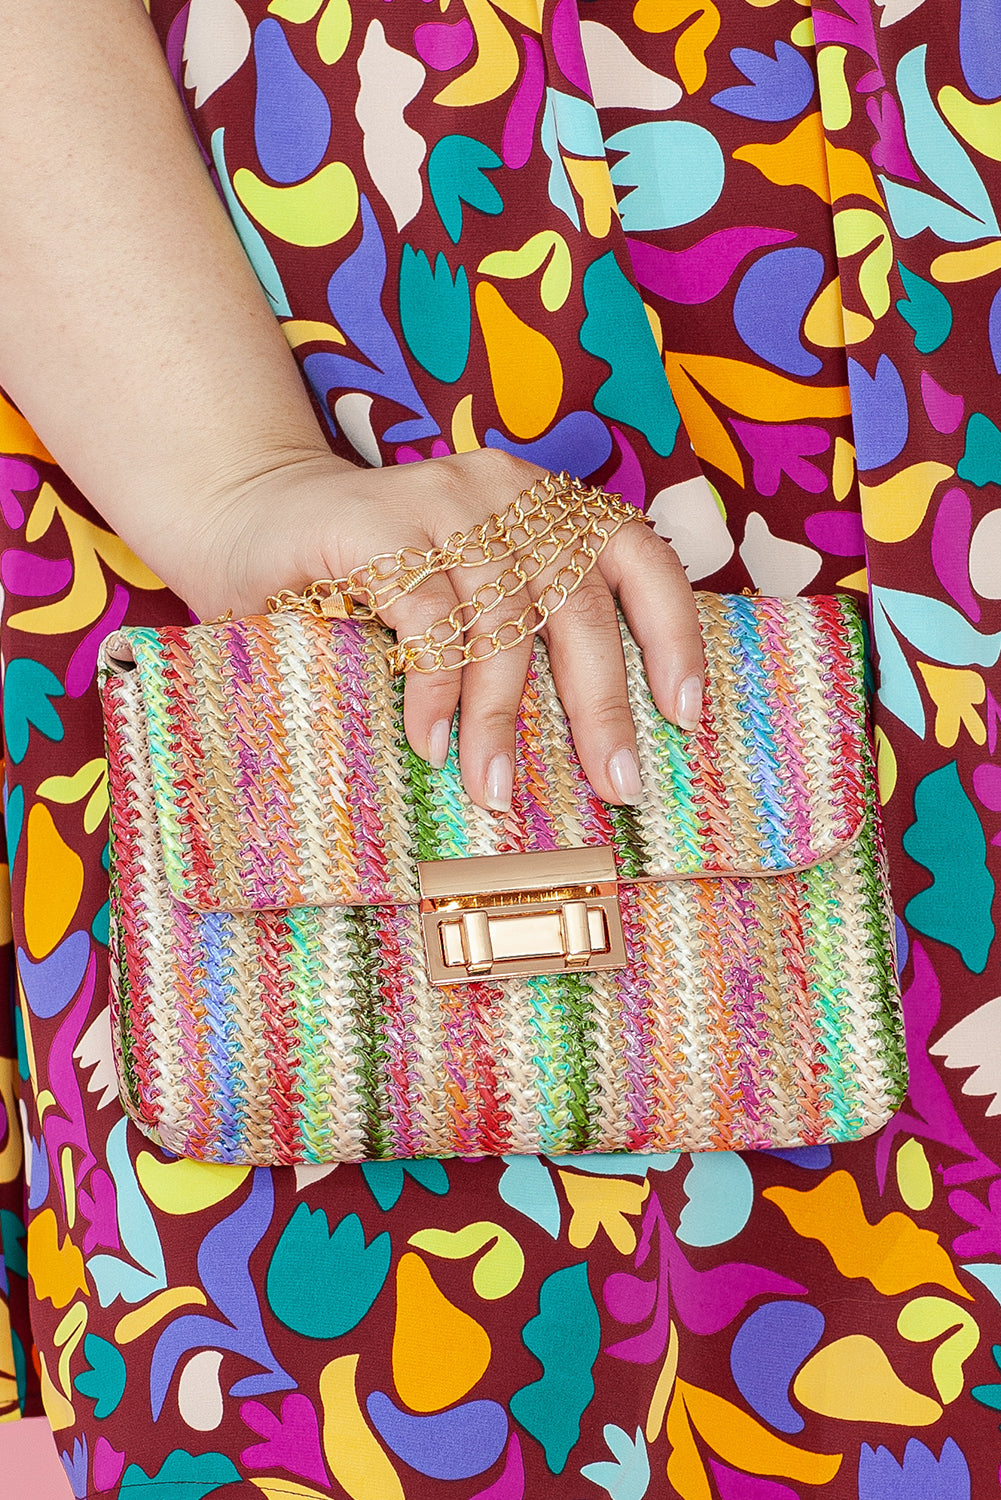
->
[417,846,626,984]
[267,471,647,676]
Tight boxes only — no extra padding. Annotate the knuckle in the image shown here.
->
[563,580,619,632]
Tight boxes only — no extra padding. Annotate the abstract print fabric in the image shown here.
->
[0,2,1000,1498]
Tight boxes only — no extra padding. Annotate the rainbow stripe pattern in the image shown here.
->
[99,594,905,1163]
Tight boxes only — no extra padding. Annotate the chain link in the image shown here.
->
[266,471,645,675]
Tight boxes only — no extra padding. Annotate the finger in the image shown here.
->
[541,574,641,805]
[599,520,704,731]
[455,629,534,812]
[376,577,465,769]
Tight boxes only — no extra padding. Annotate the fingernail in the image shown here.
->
[428,717,452,770]
[608,748,643,805]
[485,753,513,812]
[677,676,703,732]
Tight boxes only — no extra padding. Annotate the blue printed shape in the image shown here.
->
[895,263,953,353]
[581,253,680,455]
[957,411,1001,487]
[3,659,65,765]
[366,1393,508,1480]
[903,761,995,974]
[880,46,999,243]
[428,135,503,245]
[267,1205,391,1337]
[118,1450,240,1499]
[960,0,1001,99]
[361,1157,449,1211]
[733,247,824,376]
[210,129,291,318]
[499,1155,561,1238]
[678,1152,753,1247]
[580,1425,650,1500]
[730,1302,826,1433]
[399,249,471,383]
[870,585,1001,737]
[486,410,613,476]
[606,122,725,232]
[711,42,816,121]
[511,1263,600,1474]
[253,19,331,184]
[16,931,90,1020]
[74,1335,127,1419]
[847,355,909,470]
[990,286,1001,375]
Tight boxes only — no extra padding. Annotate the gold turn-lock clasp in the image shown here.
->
[417,845,627,985]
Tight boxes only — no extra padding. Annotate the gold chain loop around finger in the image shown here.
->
[267,471,647,674]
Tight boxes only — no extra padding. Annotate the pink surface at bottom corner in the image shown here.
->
[0,1416,74,1499]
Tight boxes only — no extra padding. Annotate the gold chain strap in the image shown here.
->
[267,471,644,675]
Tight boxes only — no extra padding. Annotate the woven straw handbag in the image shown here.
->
[98,590,906,1165]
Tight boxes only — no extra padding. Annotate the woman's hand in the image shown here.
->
[173,447,704,813]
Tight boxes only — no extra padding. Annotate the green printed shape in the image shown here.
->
[74,1334,127,1419]
[11,1327,26,1413]
[3,659,65,765]
[1,1209,28,1280]
[266,1204,391,1337]
[399,248,471,383]
[957,412,1001,488]
[903,761,995,974]
[361,1156,450,1211]
[118,1448,241,1498]
[895,262,952,352]
[511,1261,600,1474]
[428,135,503,245]
[581,253,680,457]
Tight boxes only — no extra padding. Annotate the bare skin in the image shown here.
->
[0,0,704,811]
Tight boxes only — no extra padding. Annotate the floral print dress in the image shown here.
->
[1,2,1000,1497]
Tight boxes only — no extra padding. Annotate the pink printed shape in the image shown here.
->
[471,1434,526,1500]
[240,1393,330,1488]
[414,17,474,70]
[931,487,979,622]
[606,427,647,510]
[93,1436,126,1493]
[921,371,964,434]
[0,455,40,528]
[730,420,830,496]
[626,227,796,306]
[503,35,545,169]
[551,0,590,94]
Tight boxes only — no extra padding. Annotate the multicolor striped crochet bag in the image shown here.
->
[99,593,906,1165]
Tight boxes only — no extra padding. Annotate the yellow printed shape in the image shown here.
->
[804,277,847,349]
[408,1222,524,1299]
[234,162,358,248]
[0,1300,19,1415]
[115,1287,207,1344]
[833,436,856,501]
[39,1352,75,1432]
[834,209,894,318]
[392,1253,491,1411]
[37,758,109,837]
[451,393,480,453]
[896,1138,933,1211]
[735,114,831,201]
[476,281,563,440]
[0,391,53,463]
[791,17,814,45]
[434,0,521,108]
[12,482,163,635]
[836,567,868,593]
[0,864,10,949]
[764,1171,972,1299]
[494,0,544,27]
[660,355,744,485]
[0,1052,23,1186]
[916,663,987,748]
[24,804,85,961]
[939,87,1001,161]
[858,461,953,544]
[670,1380,842,1495]
[874,726,897,805]
[60,1147,77,1232]
[268,0,323,18]
[826,145,882,207]
[54,1301,88,1400]
[559,1171,650,1254]
[320,1354,406,1500]
[564,157,619,239]
[282,319,346,350]
[251,1483,331,1500]
[645,302,664,353]
[317,0,352,64]
[478,231,573,311]
[136,1153,251,1214]
[931,241,1001,283]
[818,46,851,130]
[794,1335,942,1424]
[27,1210,88,1309]
[646,1319,679,1441]
[633,0,722,95]
[897,1297,980,1403]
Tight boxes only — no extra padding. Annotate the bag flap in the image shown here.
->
[101,593,871,913]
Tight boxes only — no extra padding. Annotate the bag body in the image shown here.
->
[99,593,906,1164]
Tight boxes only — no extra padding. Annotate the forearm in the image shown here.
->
[0,0,343,578]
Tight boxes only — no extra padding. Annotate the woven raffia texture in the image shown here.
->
[99,593,906,1164]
